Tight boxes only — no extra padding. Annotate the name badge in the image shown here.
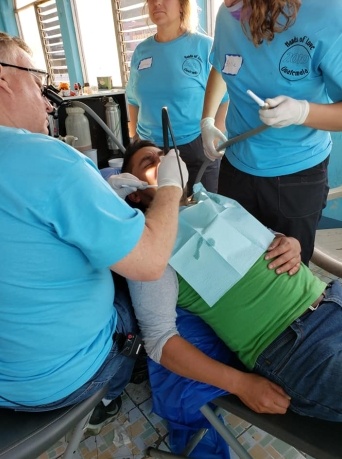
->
[138,57,153,70]
[222,54,242,75]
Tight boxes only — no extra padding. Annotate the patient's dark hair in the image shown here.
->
[121,139,158,212]
[122,139,189,210]
[122,139,158,174]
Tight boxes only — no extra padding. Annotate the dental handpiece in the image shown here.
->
[120,184,158,189]
[246,89,270,110]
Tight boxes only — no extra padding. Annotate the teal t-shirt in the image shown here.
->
[0,127,145,406]
[209,1,342,176]
[126,31,228,146]
[177,256,326,369]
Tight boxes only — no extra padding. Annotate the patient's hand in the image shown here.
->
[265,236,301,275]
[234,373,291,415]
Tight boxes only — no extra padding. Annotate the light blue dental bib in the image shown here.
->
[170,184,274,306]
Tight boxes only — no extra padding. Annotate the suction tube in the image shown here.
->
[161,107,184,190]
[162,107,170,155]
[71,100,126,154]
[42,87,126,154]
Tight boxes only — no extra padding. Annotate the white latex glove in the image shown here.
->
[107,173,148,199]
[259,96,310,128]
[157,149,189,190]
[200,117,228,161]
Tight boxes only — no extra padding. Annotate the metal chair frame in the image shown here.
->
[147,395,342,459]
[311,185,342,277]
[0,384,108,459]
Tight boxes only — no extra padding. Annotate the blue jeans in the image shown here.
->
[254,280,342,421]
[14,280,138,412]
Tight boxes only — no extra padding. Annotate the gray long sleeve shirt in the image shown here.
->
[127,265,179,363]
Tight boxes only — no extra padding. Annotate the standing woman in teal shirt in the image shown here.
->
[201,0,342,265]
[126,0,228,195]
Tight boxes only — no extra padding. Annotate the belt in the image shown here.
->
[300,290,326,319]
[309,291,326,311]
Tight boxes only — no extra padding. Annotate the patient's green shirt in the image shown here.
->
[177,256,326,369]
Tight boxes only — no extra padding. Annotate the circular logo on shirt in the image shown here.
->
[279,44,311,81]
[182,57,202,76]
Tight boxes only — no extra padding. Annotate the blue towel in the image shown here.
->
[149,308,244,458]
[100,167,118,181]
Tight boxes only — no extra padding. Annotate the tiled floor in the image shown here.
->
[39,262,341,459]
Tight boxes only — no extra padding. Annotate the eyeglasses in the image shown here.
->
[0,62,50,91]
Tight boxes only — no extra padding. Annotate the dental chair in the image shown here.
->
[145,309,342,459]
[0,383,108,459]
[311,185,342,278]
[147,394,342,459]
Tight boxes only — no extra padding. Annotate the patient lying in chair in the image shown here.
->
[107,139,342,423]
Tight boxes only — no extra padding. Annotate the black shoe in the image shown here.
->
[87,395,122,435]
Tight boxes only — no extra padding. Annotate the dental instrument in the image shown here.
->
[120,184,158,189]
[246,89,270,110]
[161,107,185,190]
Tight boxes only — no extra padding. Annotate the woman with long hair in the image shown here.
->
[126,0,228,195]
[201,0,342,265]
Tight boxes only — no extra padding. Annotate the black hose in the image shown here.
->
[195,124,269,184]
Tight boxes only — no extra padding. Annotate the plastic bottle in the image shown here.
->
[65,107,92,152]
[83,83,91,95]
[105,97,123,152]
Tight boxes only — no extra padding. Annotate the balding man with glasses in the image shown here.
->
[0,32,188,434]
